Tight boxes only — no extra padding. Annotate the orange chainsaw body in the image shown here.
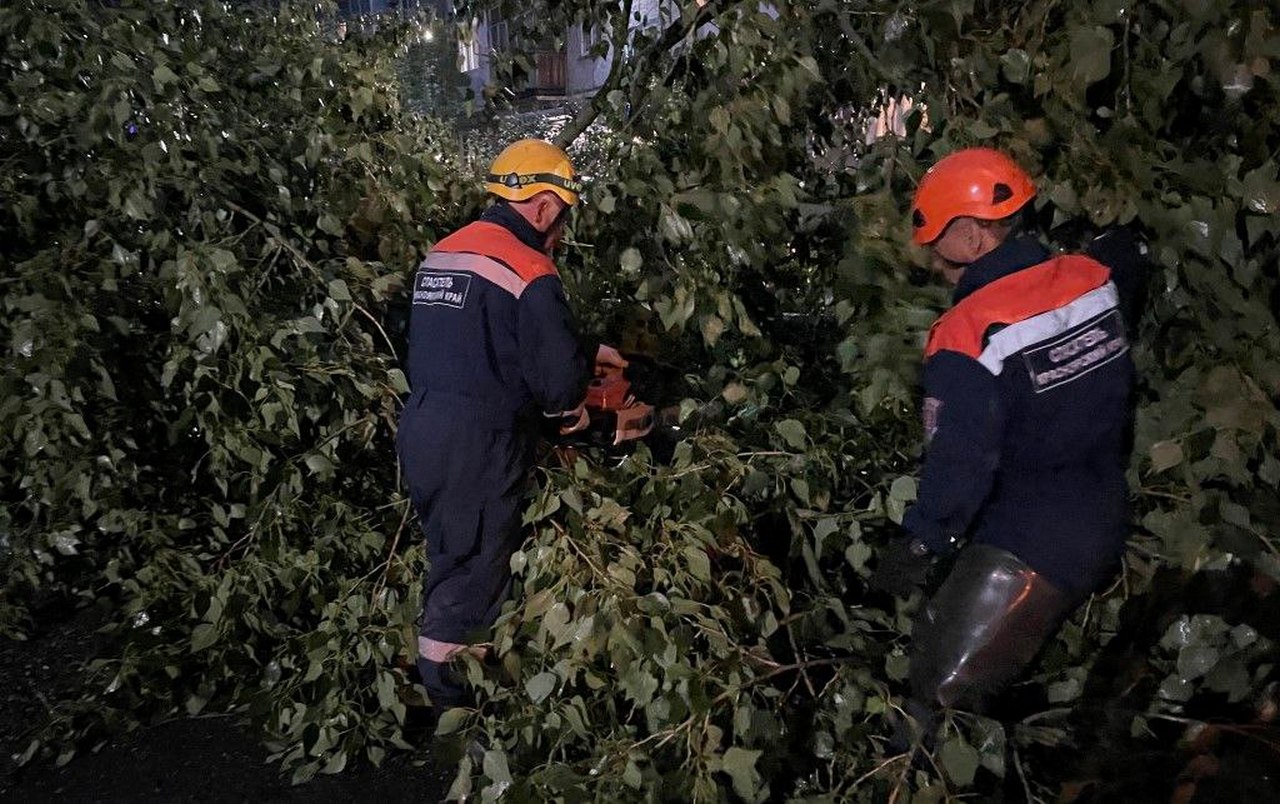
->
[585,365,655,445]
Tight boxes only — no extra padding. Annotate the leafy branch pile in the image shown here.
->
[1,0,476,780]
[3,0,1279,799]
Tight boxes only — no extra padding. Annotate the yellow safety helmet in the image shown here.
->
[485,139,582,207]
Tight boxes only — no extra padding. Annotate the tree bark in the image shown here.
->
[554,0,736,149]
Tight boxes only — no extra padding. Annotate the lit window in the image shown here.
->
[489,18,509,54]
[580,22,603,58]
[458,17,481,73]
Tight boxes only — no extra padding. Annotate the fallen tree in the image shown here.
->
[2,0,1278,799]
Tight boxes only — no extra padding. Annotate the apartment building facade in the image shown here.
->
[458,1,684,100]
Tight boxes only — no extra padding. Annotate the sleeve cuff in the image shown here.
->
[902,506,955,556]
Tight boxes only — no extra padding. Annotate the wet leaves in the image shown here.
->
[3,0,1279,799]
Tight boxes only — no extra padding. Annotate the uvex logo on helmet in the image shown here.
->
[484,139,581,207]
[910,148,1036,245]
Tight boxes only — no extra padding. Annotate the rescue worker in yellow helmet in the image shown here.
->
[396,139,626,709]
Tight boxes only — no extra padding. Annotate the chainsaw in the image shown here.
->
[581,362,656,446]
[555,356,684,457]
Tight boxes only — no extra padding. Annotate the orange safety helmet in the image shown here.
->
[485,139,582,207]
[910,148,1036,245]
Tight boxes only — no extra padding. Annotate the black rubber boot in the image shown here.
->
[910,545,1075,711]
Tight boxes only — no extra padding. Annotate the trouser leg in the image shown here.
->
[420,496,523,643]
[415,493,522,708]
[398,412,528,710]
[909,544,1077,712]
[417,655,470,709]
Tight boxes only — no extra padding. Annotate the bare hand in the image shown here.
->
[595,344,628,374]
[557,403,589,436]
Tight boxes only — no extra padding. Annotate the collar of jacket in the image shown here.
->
[952,235,1052,304]
[481,201,548,253]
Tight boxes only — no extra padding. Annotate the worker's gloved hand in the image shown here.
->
[594,344,629,375]
[869,537,935,597]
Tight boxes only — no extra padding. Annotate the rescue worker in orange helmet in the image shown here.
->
[870,147,1146,729]
[396,139,626,710]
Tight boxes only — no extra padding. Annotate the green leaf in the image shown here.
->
[292,316,326,334]
[1047,678,1082,703]
[791,477,810,505]
[622,760,643,789]
[524,490,561,523]
[209,249,237,273]
[327,279,351,302]
[775,419,807,450]
[190,623,218,652]
[1230,624,1258,648]
[940,736,981,787]
[319,214,345,237]
[376,669,397,709]
[435,708,470,736]
[1069,26,1115,87]
[889,476,917,503]
[387,369,410,393]
[772,95,791,125]
[732,297,762,338]
[812,731,834,759]
[560,487,583,513]
[122,191,150,220]
[701,314,726,347]
[446,757,473,800]
[304,454,334,478]
[684,545,712,582]
[887,476,917,524]
[1159,674,1195,702]
[152,64,181,88]
[483,749,513,786]
[525,671,557,703]
[1177,644,1219,680]
[1220,501,1251,530]
[658,205,693,243]
[184,693,208,716]
[1149,440,1184,472]
[812,517,839,553]
[321,751,348,775]
[1000,49,1031,84]
[845,541,872,571]
[619,247,643,274]
[1241,162,1280,214]
[542,602,571,643]
[721,382,748,404]
[16,739,40,766]
[969,118,999,139]
[721,746,762,800]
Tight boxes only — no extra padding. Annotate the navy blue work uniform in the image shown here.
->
[397,204,590,706]
[901,235,1140,710]
[904,235,1137,597]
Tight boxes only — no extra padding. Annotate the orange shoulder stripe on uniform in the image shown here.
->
[925,254,1112,360]
[433,221,558,284]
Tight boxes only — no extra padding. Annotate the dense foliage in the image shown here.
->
[3,0,1278,800]
[1,0,475,779]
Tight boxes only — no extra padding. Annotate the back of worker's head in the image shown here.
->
[910,148,1036,269]
[485,139,581,250]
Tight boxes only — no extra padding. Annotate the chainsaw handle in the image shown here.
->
[593,362,626,380]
